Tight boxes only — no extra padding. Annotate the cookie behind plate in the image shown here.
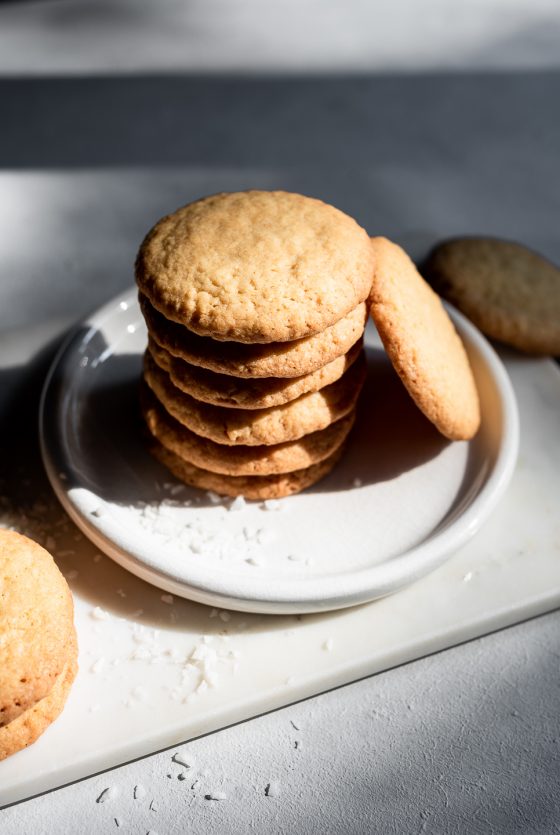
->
[424,237,560,355]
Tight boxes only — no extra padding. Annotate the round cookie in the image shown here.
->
[424,237,560,355]
[143,350,366,446]
[141,383,356,476]
[368,237,480,441]
[148,336,362,410]
[150,438,345,500]
[0,530,76,727]
[135,191,374,343]
[140,293,367,378]
[0,637,78,761]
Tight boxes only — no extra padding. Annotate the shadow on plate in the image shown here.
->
[56,331,451,507]
[0,332,362,630]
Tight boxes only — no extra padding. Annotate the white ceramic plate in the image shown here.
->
[40,288,519,614]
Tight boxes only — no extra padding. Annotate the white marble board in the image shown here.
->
[1,352,559,807]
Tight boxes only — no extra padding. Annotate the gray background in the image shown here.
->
[1,1,559,832]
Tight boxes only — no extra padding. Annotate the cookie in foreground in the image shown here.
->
[0,640,78,761]
[0,529,77,729]
[0,530,78,759]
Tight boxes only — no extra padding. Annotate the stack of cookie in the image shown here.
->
[135,191,374,499]
[0,530,78,760]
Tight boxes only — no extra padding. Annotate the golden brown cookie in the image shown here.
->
[143,349,366,446]
[368,237,480,441]
[0,530,76,727]
[148,336,362,410]
[140,294,367,379]
[424,237,560,355]
[141,383,355,476]
[150,438,344,499]
[0,636,78,761]
[135,191,374,343]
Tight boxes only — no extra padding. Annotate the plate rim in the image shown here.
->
[39,287,520,614]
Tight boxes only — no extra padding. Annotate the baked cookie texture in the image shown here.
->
[135,191,374,343]
[143,349,366,446]
[150,439,345,500]
[0,638,78,761]
[0,529,76,728]
[140,293,368,379]
[369,237,480,441]
[141,384,355,476]
[148,336,363,410]
[424,237,560,356]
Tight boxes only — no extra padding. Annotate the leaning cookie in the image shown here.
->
[150,438,345,499]
[148,336,362,410]
[140,294,368,379]
[368,237,480,441]
[423,237,560,355]
[136,191,374,343]
[0,638,78,761]
[141,383,355,476]
[143,350,366,446]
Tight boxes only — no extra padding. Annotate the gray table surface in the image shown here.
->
[1,2,560,832]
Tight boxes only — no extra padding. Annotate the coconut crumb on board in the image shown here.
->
[229,496,246,512]
[172,752,193,770]
[205,791,227,801]
[96,786,119,804]
[265,781,282,798]
[90,657,105,674]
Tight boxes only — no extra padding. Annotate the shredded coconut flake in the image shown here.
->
[96,786,119,804]
[229,496,246,512]
[133,784,145,800]
[172,752,193,769]
[265,781,282,798]
[91,657,106,674]
[262,499,283,511]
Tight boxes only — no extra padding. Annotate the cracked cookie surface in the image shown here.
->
[136,191,374,343]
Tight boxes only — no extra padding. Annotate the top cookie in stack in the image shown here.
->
[135,191,374,499]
